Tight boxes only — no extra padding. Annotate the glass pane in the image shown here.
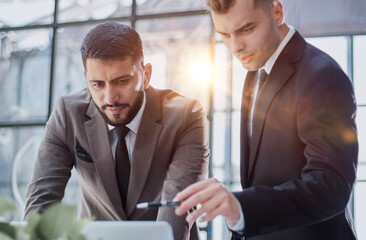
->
[356,107,366,163]
[213,43,229,111]
[305,36,348,75]
[212,167,224,182]
[232,56,247,110]
[357,164,366,181]
[137,0,207,15]
[53,22,130,105]
[0,28,51,123]
[0,126,81,218]
[136,15,211,111]
[354,181,366,240]
[230,183,242,192]
[212,216,231,240]
[57,0,132,23]
[231,110,241,183]
[354,36,366,105]
[0,0,54,27]
[0,127,44,218]
[212,112,226,168]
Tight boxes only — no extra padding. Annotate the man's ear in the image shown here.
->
[143,63,152,89]
[273,0,285,26]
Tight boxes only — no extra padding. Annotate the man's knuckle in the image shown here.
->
[208,178,218,184]
[222,202,230,211]
[223,193,231,202]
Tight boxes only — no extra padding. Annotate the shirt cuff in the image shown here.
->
[227,199,245,232]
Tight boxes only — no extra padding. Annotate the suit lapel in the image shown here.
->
[126,87,162,217]
[84,101,127,220]
[247,31,306,183]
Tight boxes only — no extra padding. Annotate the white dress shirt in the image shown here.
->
[229,26,296,232]
[107,91,146,164]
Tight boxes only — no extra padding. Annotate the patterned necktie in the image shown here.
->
[115,126,130,210]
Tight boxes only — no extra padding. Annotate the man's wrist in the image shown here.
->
[227,199,245,232]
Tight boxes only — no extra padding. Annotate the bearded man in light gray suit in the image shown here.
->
[25,22,209,240]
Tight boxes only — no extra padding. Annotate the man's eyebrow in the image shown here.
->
[235,22,255,33]
[216,22,255,35]
[88,74,133,82]
[110,74,133,82]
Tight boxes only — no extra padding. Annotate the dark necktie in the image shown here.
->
[115,126,130,210]
[257,68,268,95]
[248,69,268,139]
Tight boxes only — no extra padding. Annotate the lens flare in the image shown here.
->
[188,61,213,86]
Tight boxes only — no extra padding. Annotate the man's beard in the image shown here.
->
[93,91,144,127]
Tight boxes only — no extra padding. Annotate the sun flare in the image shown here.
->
[188,61,213,86]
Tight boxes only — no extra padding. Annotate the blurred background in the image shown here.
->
[0,0,365,239]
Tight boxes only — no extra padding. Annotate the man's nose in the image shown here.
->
[230,35,244,55]
[104,85,119,105]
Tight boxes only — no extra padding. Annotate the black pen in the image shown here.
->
[136,201,181,209]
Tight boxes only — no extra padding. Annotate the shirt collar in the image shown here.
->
[107,91,146,134]
[263,25,295,74]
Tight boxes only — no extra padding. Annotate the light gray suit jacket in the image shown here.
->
[25,86,209,240]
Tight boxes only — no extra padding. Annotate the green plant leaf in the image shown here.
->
[26,213,41,231]
[65,232,85,240]
[0,232,14,240]
[1,200,87,240]
[25,213,41,240]
[0,223,16,239]
[65,218,91,240]
[0,198,16,214]
[36,203,76,240]
[13,226,31,240]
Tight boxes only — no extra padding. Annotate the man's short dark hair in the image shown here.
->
[81,22,143,68]
[206,0,274,14]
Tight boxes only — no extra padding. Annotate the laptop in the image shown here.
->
[81,221,174,240]
[11,221,174,240]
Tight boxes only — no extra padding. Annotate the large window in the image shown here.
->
[0,0,211,238]
[0,1,365,240]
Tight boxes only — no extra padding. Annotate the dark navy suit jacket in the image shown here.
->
[233,31,358,240]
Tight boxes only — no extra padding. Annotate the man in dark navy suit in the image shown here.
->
[175,0,358,239]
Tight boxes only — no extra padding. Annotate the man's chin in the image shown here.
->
[241,62,262,72]
[105,117,128,127]
[98,112,126,126]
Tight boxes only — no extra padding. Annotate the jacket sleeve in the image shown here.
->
[24,97,73,218]
[157,99,209,240]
